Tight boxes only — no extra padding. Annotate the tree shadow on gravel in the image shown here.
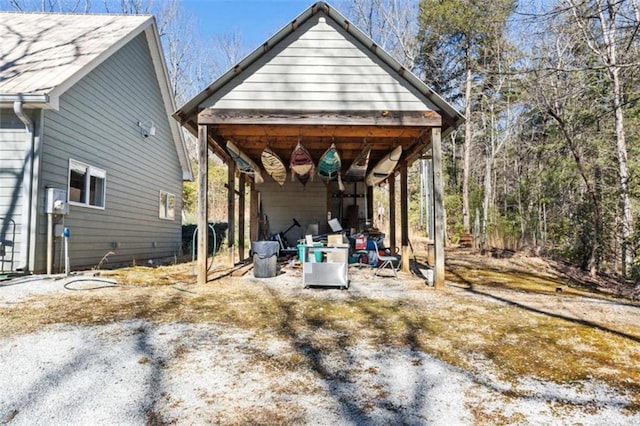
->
[269,269,640,419]
[1,347,92,423]
[133,323,168,426]
[1,310,175,426]
[263,286,432,424]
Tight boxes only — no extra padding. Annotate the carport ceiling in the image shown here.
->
[201,104,442,178]
[209,123,429,168]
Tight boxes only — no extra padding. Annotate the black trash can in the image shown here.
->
[251,241,280,278]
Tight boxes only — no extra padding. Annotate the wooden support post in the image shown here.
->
[250,181,258,242]
[326,180,333,220]
[227,161,236,267]
[400,162,410,273]
[238,173,246,261]
[432,127,445,288]
[388,174,396,254]
[197,125,208,286]
[366,185,373,226]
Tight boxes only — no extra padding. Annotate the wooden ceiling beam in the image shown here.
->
[207,127,232,162]
[401,129,433,164]
[213,124,424,138]
[203,112,439,171]
[404,132,433,165]
[226,137,411,150]
[199,108,442,127]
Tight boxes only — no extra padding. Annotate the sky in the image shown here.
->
[0,0,325,49]
[178,0,317,47]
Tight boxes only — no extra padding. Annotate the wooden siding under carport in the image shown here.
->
[259,177,328,244]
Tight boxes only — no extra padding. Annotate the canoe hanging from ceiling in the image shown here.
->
[344,143,372,182]
[260,148,286,186]
[318,142,344,192]
[226,140,264,184]
[365,145,402,186]
[318,142,341,180]
[290,141,314,187]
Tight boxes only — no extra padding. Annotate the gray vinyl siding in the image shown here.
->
[34,32,183,271]
[0,110,26,270]
[201,14,438,112]
[259,174,328,246]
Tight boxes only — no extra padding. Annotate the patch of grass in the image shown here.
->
[101,263,197,287]
[447,263,585,297]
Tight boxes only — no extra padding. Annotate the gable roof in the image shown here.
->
[0,12,192,180]
[174,1,463,137]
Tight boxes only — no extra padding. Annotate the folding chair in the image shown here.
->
[373,240,398,278]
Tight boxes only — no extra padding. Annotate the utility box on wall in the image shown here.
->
[45,188,69,215]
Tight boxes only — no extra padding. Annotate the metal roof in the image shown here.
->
[0,12,150,106]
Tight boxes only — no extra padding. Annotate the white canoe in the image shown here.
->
[365,145,402,186]
[226,140,264,184]
[345,143,371,181]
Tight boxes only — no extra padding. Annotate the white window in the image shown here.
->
[68,159,106,208]
[159,191,175,220]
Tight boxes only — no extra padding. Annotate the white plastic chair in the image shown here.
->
[373,240,398,278]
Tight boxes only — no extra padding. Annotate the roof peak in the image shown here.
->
[174,0,463,136]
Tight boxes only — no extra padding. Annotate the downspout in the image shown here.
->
[13,101,35,272]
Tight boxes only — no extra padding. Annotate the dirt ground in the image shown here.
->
[1,249,639,424]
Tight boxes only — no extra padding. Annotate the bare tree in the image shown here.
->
[522,10,607,275]
[477,39,520,250]
[7,0,91,12]
[563,0,637,276]
[418,0,516,235]
[102,0,150,14]
[339,0,419,69]
[209,30,247,73]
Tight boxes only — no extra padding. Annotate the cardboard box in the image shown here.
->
[328,234,344,245]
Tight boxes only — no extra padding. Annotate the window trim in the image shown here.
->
[67,159,106,209]
[159,190,176,221]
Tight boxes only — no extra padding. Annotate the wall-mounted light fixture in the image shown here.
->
[137,120,156,138]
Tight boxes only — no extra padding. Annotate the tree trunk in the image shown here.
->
[611,66,632,276]
[462,46,473,233]
[481,155,493,250]
[546,106,601,276]
[606,41,632,276]
[566,0,634,275]
[595,0,632,276]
